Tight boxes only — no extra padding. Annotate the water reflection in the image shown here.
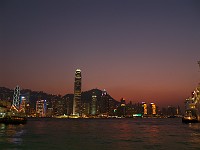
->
[0,123,25,145]
[106,119,163,149]
[148,125,160,142]
[1,119,200,149]
[114,121,133,140]
[188,123,200,132]
[188,123,200,145]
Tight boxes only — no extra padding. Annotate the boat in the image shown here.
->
[0,115,27,125]
[182,84,200,123]
[0,107,27,125]
[182,109,199,123]
[0,86,27,125]
[0,110,27,124]
[183,62,200,123]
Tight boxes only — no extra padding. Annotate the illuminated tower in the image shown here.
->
[142,102,148,115]
[91,92,97,115]
[19,96,26,113]
[12,85,20,110]
[100,89,109,115]
[149,103,156,115]
[73,69,82,116]
[36,100,47,117]
[120,98,126,117]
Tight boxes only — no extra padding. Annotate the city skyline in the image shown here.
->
[0,85,182,118]
[1,0,200,108]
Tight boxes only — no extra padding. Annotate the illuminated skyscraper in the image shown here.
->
[100,89,109,115]
[19,96,26,113]
[91,92,97,115]
[142,102,148,115]
[73,69,82,116]
[12,85,20,110]
[149,103,156,115]
[36,100,47,117]
[120,98,126,117]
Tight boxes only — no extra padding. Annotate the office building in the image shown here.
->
[12,85,20,110]
[142,102,148,115]
[36,100,47,117]
[100,89,109,115]
[73,69,82,116]
[149,103,156,115]
[91,92,97,115]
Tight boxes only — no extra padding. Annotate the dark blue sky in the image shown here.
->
[1,0,200,107]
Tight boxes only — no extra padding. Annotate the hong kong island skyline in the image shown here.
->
[1,0,200,108]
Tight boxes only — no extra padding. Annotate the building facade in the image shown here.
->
[73,69,82,116]
[142,102,148,115]
[91,92,97,115]
[36,100,47,117]
[12,85,20,110]
[149,103,156,116]
[100,89,110,115]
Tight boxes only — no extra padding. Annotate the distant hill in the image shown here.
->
[81,88,119,105]
[0,87,119,107]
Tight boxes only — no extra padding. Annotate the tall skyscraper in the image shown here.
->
[91,92,97,115]
[100,89,109,115]
[149,103,156,115]
[19,96,26,113]
[142,102,148,115]
[36,100,47,117]
[12,85,20,110]
[73,69,82,116]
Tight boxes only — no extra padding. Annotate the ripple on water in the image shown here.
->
[0,118,200,150]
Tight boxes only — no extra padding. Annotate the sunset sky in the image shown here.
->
[1,0,200,107]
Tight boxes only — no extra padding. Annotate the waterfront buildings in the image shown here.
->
[184,84,200,119]
[82,103,90,116]
[142,102,148,115]
[19,96,26,113]
[36,100,47,117]
[183,62,200,122]
[0,67,184,118]
[119,98,126,117]
[91,92,97,115]
[12,85,20,110]
[73,69,82,116]
[149,103,157,116]
[0,86,182,118]
[10,85,27,114]
[100,89,109,115]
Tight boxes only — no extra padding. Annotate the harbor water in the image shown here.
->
[0,118,200,150]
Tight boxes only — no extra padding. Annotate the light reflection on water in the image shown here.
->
[0,123,25,148]
[188,123,200,148]
[0,118,200,150]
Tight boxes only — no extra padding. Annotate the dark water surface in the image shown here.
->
[0,118,200,150]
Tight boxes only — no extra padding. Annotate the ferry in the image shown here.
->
[182,109,199,123]
[182,62,200,123]
[0,86,27,125]
[0,115,27,124]
[0,108,27,125]
[0,111,27,124]
[182,84,200,123]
